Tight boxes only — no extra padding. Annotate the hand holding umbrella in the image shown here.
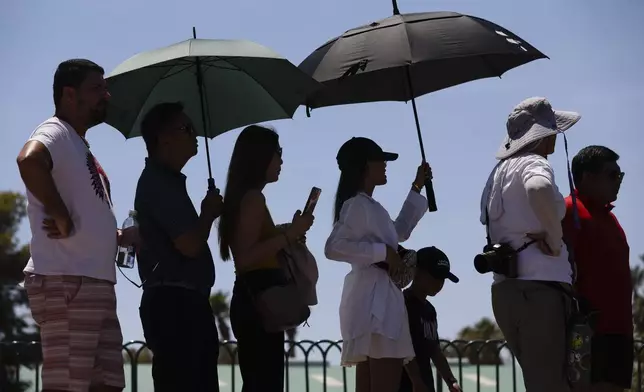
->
[412,161,432,193]
[201,186,224,220]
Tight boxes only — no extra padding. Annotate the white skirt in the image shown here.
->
[340,307,415,367]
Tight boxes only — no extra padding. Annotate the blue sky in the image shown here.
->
[2,0,643,359]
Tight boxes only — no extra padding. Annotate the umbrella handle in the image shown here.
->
[424,177,437,212]
[208,178,216,190]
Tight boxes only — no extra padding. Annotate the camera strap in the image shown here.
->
[484,207,536,253]
[562,133,580,284]
[484,133,581,261]
[484,207,492,247]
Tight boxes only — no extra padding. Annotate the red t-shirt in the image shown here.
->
[562,191,633,336]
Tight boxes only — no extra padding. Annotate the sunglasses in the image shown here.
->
[609,171,625,182]
[177,124,195,135]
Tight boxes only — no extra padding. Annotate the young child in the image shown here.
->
[399,246,462,392]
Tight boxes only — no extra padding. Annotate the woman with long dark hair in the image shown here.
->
[325,137,431,392]
[218,125,314,392]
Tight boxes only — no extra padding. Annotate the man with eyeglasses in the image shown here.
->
[563,145,632,392]
[134,101,223,391]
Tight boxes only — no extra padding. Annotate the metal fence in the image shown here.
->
[2,339,644,392]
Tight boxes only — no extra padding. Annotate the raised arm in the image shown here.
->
[324,197,388,266]
[138,176,220,259]
[392,187,428,242]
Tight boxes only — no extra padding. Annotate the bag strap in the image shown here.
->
[483,163,536,254]
[562,133,580,284]
[483,162,500,248]
[239,240,297,300]
[485,207,492,247]
[537,133,583,313]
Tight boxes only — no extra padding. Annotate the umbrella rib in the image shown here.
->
[400,19,414,100]
[141,59,194,69]
[343,14,461,39]
[127,60,197,136]
[160,63,195,80]
[478,54,503,78]
[202,63,241,72]
[200,56,291,118]
[401,20,414,69]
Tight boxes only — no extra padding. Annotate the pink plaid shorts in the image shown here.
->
[25,274,125,391]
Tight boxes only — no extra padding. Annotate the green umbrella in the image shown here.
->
[105,28,321,187]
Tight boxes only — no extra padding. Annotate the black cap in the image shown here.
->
[336,137,398,171]
[416,246,459,283]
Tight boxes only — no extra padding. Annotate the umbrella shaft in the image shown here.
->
[194,56,215,187]
[410,96,426,161]
[405,66,437,212]
[405,67,426,161]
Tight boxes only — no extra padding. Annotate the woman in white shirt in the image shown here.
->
[325,137,430,392]
[479,97,581,392]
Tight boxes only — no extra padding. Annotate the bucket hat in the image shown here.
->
[496,97,581,160]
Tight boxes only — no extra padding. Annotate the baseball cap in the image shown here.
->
[336,137,398,171]
[416,246,459,283]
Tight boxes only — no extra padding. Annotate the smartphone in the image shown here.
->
[303,187,322,215]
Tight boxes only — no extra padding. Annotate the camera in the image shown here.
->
[473,243,518,278]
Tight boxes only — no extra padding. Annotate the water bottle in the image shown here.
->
[116,210,138,269]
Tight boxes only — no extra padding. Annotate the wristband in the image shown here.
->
[412,182,422,192]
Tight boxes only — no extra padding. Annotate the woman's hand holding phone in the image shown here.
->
[286,210,314,241]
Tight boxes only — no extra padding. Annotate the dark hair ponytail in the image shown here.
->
[333,164,367,223]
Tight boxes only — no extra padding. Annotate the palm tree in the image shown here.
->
[209,290,234,364]
[454,317,505,365]
[0,192,41,392]
[209,291,231,341]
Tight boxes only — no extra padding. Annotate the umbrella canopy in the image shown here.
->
[299,11,548,108]
[105,38,321,139]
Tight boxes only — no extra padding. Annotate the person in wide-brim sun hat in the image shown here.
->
[496,96,581,160]
[481,96,583,392]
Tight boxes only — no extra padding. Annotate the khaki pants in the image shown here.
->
[492,279,572,392]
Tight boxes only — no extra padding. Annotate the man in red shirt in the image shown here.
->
[563,145,632,392]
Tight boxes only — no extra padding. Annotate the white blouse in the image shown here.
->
[325,190,427,342]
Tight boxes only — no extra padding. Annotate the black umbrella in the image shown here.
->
[299,3,548,211]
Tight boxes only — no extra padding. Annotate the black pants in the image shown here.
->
[591,334,634,389]
[230,271,285,392]
[140,287,220,392]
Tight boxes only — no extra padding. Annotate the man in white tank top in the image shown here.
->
[16,59,138,392]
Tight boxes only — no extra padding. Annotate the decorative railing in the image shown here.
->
[2,339,643,392]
